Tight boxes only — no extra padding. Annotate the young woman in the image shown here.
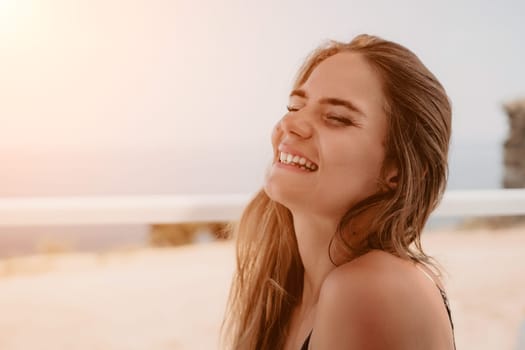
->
[222,34,455,350]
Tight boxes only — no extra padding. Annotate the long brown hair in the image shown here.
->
[222,34,452,350]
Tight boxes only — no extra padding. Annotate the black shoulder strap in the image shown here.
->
[300,330,312,350]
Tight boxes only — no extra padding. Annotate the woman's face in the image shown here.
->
[264,52,395,219]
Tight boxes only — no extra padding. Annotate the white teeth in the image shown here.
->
[278,152,318,171]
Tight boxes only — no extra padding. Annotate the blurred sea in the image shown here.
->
[0,142,503,257]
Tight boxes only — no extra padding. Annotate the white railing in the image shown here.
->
[0,189,524,226]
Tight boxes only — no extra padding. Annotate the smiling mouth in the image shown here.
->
[278,152,318,172]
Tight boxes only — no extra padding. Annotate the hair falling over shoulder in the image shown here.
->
[221,190,303,349]
[221,34,452,350]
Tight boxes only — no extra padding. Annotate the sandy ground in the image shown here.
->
[0,226,524,350]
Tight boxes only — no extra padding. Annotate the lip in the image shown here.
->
[275,161,315,173]
[277,144,318,167]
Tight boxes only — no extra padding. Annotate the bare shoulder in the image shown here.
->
[318,250,422,322]
[310,250,453,349]
[321,249,420,298]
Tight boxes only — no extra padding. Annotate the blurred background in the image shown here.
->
[1,0,524,253]
[0,0,524,349]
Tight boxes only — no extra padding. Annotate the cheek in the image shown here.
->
[324,141,385,188]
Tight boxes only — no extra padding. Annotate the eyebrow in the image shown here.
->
[289,89,365,116]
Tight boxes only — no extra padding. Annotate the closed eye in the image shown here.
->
[327,115,354,125]
[286,106,357,127]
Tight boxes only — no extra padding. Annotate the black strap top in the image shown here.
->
[300,272,456,350]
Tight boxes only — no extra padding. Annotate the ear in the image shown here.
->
[383,161,399,191]
[386,169,399,190]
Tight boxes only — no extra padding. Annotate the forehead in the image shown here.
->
[299,52,386,116]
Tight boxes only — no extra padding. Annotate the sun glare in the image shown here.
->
[0,0,35,36]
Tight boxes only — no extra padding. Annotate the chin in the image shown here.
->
[262,180,279,203]
[263,180,304,212]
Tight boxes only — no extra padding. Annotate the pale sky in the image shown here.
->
[1,0,524,195]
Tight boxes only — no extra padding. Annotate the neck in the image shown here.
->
[292,210,372,307]
[292,212,339,307]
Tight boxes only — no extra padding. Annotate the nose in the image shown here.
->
[276,111,313,140]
